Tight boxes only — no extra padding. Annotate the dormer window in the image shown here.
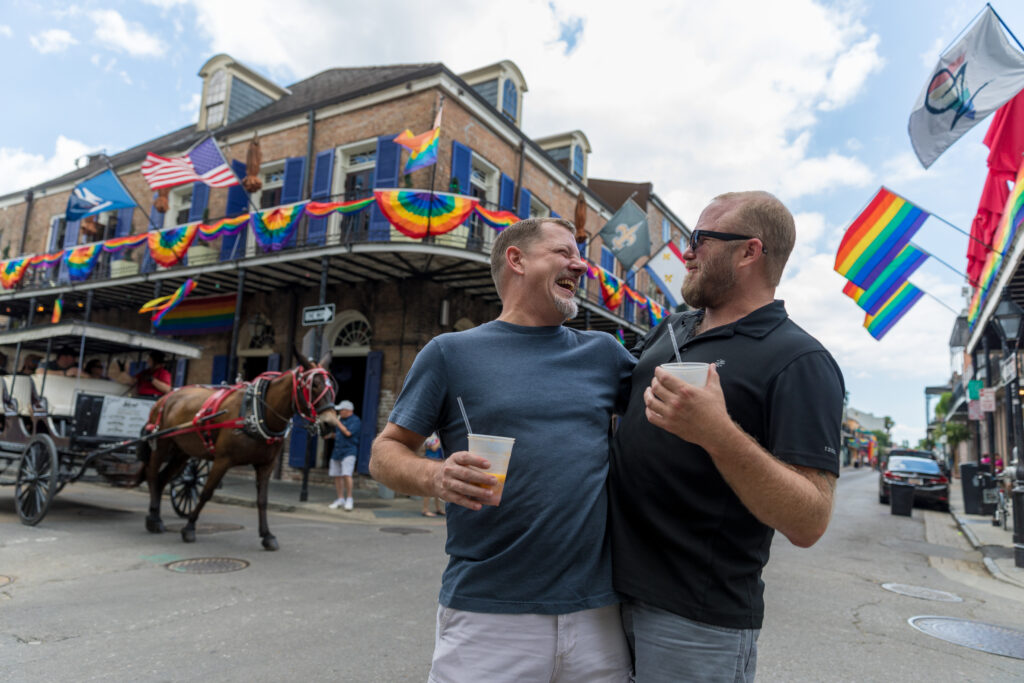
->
[205,70,227,129]
[459,60,527,128]
[502,80,519,122]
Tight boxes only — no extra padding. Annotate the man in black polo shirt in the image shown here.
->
[609,191,843,682]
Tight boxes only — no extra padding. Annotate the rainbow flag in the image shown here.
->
[616,328,627,346]
[598,268,625,310]
[198,214,250,241]
[835,188,929,288]
[51,297,62,324]
[648,299,667,326]
[863,282,924,340]
[394,103,443,174]
[65,243,102,281]
[252,202,307,251]
[140,279,197,326]
[154,293,235,336]
[374,190,478,238]
[841,245,928,316]
[148,224,199,267]
[584,259,600,280]
[304,198,376,217]
[29,251,63,269]
[0,257,31,289]
[473,205,520,230]
[102,234,148,254]
[967,164,1024,326]
[625,287,648,307]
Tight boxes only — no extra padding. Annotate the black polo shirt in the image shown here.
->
[609,300,844,630]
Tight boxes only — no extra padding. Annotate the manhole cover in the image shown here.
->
[379,527,431,535]
[882,583,963,602]
[909,616,1024,660]
[0,576,12,588]
[165,558,250,574]
[165,523,244,535]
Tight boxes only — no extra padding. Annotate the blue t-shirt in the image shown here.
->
[331,414,361,460]
[389,320,635,614]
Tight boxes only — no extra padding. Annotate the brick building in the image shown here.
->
[0,54,690,477]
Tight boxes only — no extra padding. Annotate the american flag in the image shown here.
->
[141,138,239,189]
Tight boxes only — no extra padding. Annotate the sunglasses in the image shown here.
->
[688,229,767,254]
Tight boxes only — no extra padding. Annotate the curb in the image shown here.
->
[951,512,1024,589]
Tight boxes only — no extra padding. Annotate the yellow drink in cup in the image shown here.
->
[467,434,515,506]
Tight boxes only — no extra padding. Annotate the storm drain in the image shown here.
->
[881,583,963,602]
[909,616,1024,660]
[0,576,12,588]
[380,527,431,535]
[165,558,250,574]
[166,523,245,535]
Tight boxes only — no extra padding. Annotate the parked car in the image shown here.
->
[886,448,949,475]
[878,455,950,511]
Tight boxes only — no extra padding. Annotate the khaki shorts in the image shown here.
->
[429,603,631,683]
[329,455,356,477]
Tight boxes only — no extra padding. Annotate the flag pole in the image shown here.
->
[426,93,444,241]
[98,155,160,232]
[988,3,1024,53]
[883,185,996,253]
[907,242,970,281]
[922,289,961,315]
[209,136,261,261]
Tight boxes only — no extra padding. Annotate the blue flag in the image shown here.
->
[65,169,137,222]
[597,198,650,270]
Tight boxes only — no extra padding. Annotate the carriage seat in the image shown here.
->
[30,375,131,417]
[2,376,35,416]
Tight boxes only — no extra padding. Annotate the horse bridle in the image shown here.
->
[291,366,336,426]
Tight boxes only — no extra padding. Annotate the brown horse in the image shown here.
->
[138,355,338,550]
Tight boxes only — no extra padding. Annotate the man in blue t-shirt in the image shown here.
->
[327,400,361,511]
[371,218,635,682]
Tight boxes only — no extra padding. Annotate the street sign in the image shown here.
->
[1001,355,1017,385]
[968,400,982,421]
[980,387,996,412]
[302,303,335,326]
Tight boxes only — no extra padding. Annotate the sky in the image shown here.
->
[3,0,1024,446]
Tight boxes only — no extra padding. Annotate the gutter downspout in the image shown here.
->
[18,189,34,255]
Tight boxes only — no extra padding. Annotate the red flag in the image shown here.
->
[983,89,1024,175]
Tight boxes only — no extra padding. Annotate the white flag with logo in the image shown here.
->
[644,241,687,308]
[909,7,1024,169]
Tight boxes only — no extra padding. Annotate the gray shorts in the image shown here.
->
[329,455,356,477]
[622,600,759,683]
[429,603,631,683]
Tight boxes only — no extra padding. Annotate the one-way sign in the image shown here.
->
[302,304,335,326]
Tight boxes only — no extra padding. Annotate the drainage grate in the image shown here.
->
[881,583,963,602]
[165,523,244,535]
[0,575,12,588]
[909,616,1024,660]
[165,557,250,574]
[379,527,431,535]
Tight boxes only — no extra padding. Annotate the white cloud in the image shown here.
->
[821,34,885,111]
[777,152,874,200]
[0,25,13,38]
[119,70,133,86]
[90,9,166,57]
[181,92,200,115]
[0,136,101,195]
[881,151,930,185]
[29,29,78,54]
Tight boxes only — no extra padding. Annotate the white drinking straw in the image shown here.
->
[666,321,683,363]
[457,396,473,435]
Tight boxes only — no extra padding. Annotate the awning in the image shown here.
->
[0,322,203,359]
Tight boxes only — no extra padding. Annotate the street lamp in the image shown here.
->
[993,292,1024,568]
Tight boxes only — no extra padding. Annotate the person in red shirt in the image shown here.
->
[113,351,172,396]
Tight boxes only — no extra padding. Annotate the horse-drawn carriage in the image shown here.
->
[0,321,339,550]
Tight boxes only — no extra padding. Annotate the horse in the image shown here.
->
[137,353,338,550]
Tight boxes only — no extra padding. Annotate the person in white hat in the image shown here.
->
[327,400,361,510]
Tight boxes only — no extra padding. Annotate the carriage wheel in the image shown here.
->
[170,458,210,518]
[15,434,59,526]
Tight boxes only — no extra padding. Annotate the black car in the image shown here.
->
[885,448,950,475]
[878,455,950,511]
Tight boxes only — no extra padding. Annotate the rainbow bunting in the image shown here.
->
[252,202,307,252]
[842,245,928,316]
[967,164,1024,327]
[598,269,625,310]
[473,205,520,230]
[625,287,648,307]
[394,127,440,174]
[29,251,64,268]
[140,278,197,326]
[616,328,627,346]
[0,257,31,289]
[373,190,478,238]
[51,297,62,324]
[102,234,148,254]
[148,224,199,267]
[64,243,102,281]
[304,198,376,217]
[863,282,924,340]
[154,293,235,336]
[584,259,600,280]
[198,214,250,241]
[835,188,929,288]
[648,299,667,326]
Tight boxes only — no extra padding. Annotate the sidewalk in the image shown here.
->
[946,475,1024,589]
[209,472,448,528]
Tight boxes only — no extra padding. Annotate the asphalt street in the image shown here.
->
[1,467,1022,681]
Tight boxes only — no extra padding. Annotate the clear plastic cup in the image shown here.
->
[467,434,515,506]
[660,362,710,387]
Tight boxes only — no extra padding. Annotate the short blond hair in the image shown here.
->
[489,217,576,296]
[714,191,795,286]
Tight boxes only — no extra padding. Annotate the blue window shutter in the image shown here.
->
[357,350,382,475]
[57,219,80,284]
[518,188,532,219]
[115,208,134,237]
[450,141,471,196]
[174,358,188,387]
[211,354,228,384]
[221,160,249,260]
[308,150,334,246]
[624,270,636,323]
[280,156,306,247]
[551,211,561,218]
[47,217,62,252]
[601,245,615,272]
[266,353,281,372]
[499,173,515,212]
[188,183,209,223]
[143,192,164,273]
[368,135,400,241]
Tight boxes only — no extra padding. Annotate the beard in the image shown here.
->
[681,248,737,309]
[553,293,579,320]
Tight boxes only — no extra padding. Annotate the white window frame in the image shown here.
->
[328,138,377,245]
[205,70,227,129]
[447,153,499,250]
[168,185,193,227]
